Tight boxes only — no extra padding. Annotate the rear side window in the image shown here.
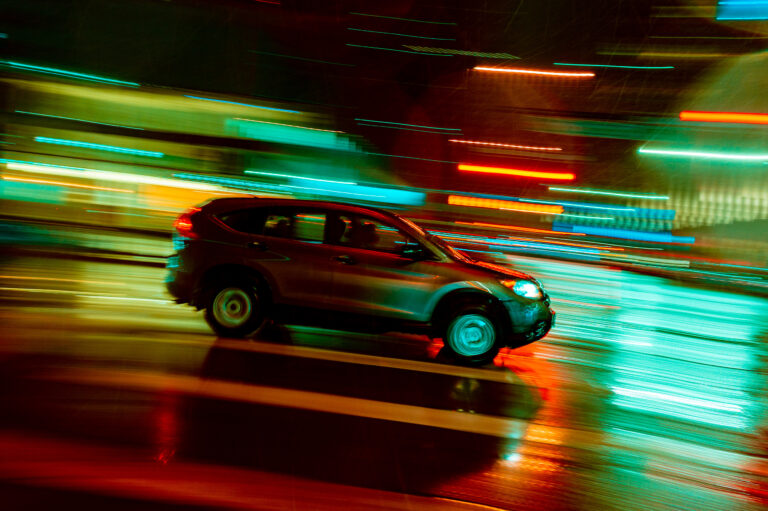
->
[263,209,326,243]
[218,208,267,234]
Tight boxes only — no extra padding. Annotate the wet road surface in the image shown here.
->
[1,255,768,510]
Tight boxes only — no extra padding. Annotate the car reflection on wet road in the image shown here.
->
[1,255,767,510]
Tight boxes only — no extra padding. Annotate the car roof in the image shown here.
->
[202,196,404,223]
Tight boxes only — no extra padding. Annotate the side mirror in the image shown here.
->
[401,243,429,260]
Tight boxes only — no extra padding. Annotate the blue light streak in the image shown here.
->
[34,136,163,157]
[184,95,301,114]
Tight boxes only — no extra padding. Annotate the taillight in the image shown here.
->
[174,208,200,239]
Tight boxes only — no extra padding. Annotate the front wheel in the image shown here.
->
[443,305,501,366]
[204,282,268,338]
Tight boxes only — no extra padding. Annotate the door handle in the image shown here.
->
[248,240,268,250]
[333,254,356,265]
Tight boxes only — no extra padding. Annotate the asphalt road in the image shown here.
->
[1,254,767,510]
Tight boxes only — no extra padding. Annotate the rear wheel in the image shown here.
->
[204,282,268,338]
[443,304,501,366]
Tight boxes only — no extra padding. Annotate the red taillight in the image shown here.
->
[174,208,200,238]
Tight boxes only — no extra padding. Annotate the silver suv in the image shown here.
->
[166,197,555,365]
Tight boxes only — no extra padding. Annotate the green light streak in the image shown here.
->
[405,46,519,58]
[350,12,457,25]
[2,60,139,87]
[185,95,301,114]
[345,43,452,55]
[248,50,354,67]
[347,28,456,41]
[245,170,357,185]
[354,118,461,131]
[638,147,768,161]
[549,186,669,200]
[34,136,163,157]
[364,151,457,164]
[553,62,674,70]
[16,110,143,130]
[356,122,454,135]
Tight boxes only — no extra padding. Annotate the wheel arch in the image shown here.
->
[429,288,511,338]
[193,264,273,308]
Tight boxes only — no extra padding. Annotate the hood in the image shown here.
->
[469,260,535,281]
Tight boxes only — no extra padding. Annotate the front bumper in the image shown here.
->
[502,299,555,347]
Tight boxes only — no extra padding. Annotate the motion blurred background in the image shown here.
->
[2,0,767,283]
[3,2,768,510]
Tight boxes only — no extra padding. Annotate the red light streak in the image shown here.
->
[458,164,575,181]
[680,111,768,125]
[474,66,595,78]
[449,139,562,152]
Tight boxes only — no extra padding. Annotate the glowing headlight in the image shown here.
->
[501,279,542,299]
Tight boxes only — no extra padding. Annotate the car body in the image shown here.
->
[166,197,555,364]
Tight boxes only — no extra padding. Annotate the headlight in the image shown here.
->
[500,279,542,299]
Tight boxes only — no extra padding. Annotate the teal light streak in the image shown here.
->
[345,43,452,55]
[356,122,455,135]
[638,147,768,161]
[553,62,674,70]
[16,110,144,130]
[364,151,457,164]
[184,95,301,114]
[347,28,455,41]
[549,186,669,200]
[349,12,457,25]
[558,213,615,221]
[2,60,139,87]
[248,50,354,67]
[34,136,163,157]
[244,170,357,185]
[354,118,461,131]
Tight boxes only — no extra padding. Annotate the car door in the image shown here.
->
[225,206,339,307]
[324,212,447,321]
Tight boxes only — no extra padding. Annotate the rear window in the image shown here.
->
[218,208,267,234]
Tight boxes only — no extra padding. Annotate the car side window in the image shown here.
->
[263,209,325,243]
[326,213,410,254]
[218,208,267,235]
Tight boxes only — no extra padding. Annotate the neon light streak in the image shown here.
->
[449,139,562,151]
[548,186,669,200]
[355,118,461,131]
[679,110,768,125]
[184,95,301,114]
[638,147,768,162]
[347,28,455,41]
[448,195,564,214]
[405,46,519,58]
[233,118,341,132]
[458,164,575,181]
[34,136,163,157]
[558,213,616,221]
[16,111,144,130]
[349,12,457,25]
[345,43,452,56]
[474,66,595,78]
[356,122,455,135]
[363,151,457,164]
[1,60,139,87]
[244,170,357,185]
[456,221,586,236]
[4,161,221,191]
[2,175,134,193]
[553,62,674,70]
[612,387,742,413]
[554,223,695,244]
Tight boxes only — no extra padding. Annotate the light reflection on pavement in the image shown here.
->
[1,255,767,510]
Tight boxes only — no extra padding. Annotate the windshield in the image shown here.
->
[427,233,475,263]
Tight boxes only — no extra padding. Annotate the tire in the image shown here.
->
[442,304,501,366]
[204,281,269,338]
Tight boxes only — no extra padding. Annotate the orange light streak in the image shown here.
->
[458,164,575,181]
[455,221,585,236]
[2,175,134,193]
[474,66,595,78]
[680,111,768,125]
[448,195,564,214]
[449,139,562,151]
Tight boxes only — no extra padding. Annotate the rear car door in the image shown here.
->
[218,206,338,307]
